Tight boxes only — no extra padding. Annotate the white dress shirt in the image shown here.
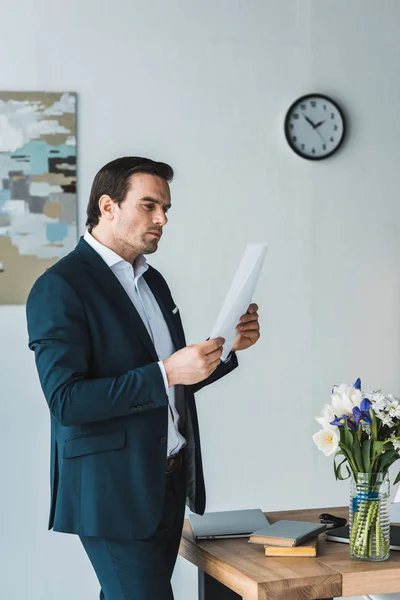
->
[83,231,186,457]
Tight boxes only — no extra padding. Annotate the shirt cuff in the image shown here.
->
[223,351,233,363]
[158,361,170,395]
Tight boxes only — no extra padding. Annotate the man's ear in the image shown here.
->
[98,195,115,221]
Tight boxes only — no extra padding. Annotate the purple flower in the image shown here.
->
[330,414,356,431]
[360,397,372,412]
[352,405,371,430]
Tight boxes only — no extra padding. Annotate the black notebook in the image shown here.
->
[326,524,400,551]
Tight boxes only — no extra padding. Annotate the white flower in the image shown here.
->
[313,428,340,456]
[331,383,362,417]
[389,406,400,419]
[315,404,337,431]
[369,390,390,412]
[391,433,400,452]
[381,415,394,428]
[363,424,371,437]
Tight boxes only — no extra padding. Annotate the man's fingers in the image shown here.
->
[206,347,224,363]
[201,337,225,354]
[240,312,259,323]
[208,357,222,373]
[238,324,260,334]
[248,303,258,313]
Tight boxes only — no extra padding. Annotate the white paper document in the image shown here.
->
[391,502,400,522]
[210,243,267,360]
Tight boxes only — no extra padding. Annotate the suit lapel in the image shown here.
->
[75,237,159,361]
[143,267,186,352]
[75,237,185,358]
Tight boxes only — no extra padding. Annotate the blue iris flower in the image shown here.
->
[330,415,356,431]
[352,399,372,430]
[354,378,361,391]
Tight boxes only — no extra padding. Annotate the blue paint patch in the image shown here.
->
[46,222,68,243]
[0,189,10,211]
[1,141,76,176]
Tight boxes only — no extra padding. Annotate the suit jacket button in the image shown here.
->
[160,436,167,444]
[137,404,143,410]
[149,401,155,407]
[130,407,136,412]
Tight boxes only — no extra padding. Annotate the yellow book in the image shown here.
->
[263,537,318,557]
[249,520,326,547]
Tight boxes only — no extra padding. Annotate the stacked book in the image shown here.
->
[249,520,327,557]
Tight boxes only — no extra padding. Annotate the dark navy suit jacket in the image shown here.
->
[26,237,238,539]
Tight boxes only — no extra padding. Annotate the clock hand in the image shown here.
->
[303,114,317,128]
[314,120,326,129]
[315,128,326,144]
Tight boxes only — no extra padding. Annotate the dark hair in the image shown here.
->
[86,156,174,230]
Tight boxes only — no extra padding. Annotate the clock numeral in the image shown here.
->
[301,144,305,150]
[322,144,327,151]
[330,136,334,142]
[292,136,297,142]
[300,104,306,110]
[311,101,317,108]
[290,124,294,130]
[333,125,338,131]
[331,113,335,119]
[323,104,327,111]
[293,113,299,120]
[312,148,316,154]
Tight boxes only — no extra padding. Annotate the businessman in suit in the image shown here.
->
[26,157,260,600]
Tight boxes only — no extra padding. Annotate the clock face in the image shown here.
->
[284,94,345,160]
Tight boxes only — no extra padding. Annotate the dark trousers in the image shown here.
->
[79,467,186,600]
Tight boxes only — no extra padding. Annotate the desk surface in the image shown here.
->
[179,506,400,600]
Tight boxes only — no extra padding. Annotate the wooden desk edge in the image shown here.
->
[179,535,259,598]
[180,507,346,600]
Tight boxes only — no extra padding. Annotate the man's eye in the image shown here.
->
[144,204,154,210]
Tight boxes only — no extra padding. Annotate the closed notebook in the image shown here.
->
[263,537,318,557]
[249,520,326,547]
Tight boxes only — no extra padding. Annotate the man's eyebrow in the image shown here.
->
[139,196,171,209]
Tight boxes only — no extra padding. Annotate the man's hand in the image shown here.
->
[163,337,225,386]
[231,303,260,352]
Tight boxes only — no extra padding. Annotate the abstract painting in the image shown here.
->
[0,91,77,304]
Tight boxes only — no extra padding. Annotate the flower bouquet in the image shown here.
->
[313,378,400,561]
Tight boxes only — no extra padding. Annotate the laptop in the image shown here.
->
[326,524,400,551]
[189,508,270,540]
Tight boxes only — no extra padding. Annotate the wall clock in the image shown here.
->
[284,94,346,160]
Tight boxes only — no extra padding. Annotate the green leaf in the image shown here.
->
[338,442,358,476]
[371,410,378,441]
[362,438,371,473]
[372,440,384,457]
[352,434,364,472]
[343,420,354,448]
[379,449,398,472]
[334,451,351,480]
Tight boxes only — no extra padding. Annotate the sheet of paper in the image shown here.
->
[391,502,400,522]
[210,243,267,360]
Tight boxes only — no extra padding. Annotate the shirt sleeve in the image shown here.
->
[158,360,170,395]
[223,352,233,363]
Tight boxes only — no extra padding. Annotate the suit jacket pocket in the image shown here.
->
[64,430,126,459]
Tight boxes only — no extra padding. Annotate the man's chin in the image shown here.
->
[142,242,158,255]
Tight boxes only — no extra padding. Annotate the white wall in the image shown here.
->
[2,0,400,598]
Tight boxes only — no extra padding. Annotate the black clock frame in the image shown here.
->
[284,93,346,161]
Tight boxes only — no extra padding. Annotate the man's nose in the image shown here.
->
[153,210,167,226]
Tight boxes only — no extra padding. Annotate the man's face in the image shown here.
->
[112,173,171,256]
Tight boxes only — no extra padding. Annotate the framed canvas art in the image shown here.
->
[0,91,77,304]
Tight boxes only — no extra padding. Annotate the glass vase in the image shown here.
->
[349,472,390,561]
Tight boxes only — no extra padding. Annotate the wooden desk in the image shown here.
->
[179,506,400,600]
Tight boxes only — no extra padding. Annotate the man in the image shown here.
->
[26,157,260,600]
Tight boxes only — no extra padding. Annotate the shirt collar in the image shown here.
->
[83,230,149,279]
